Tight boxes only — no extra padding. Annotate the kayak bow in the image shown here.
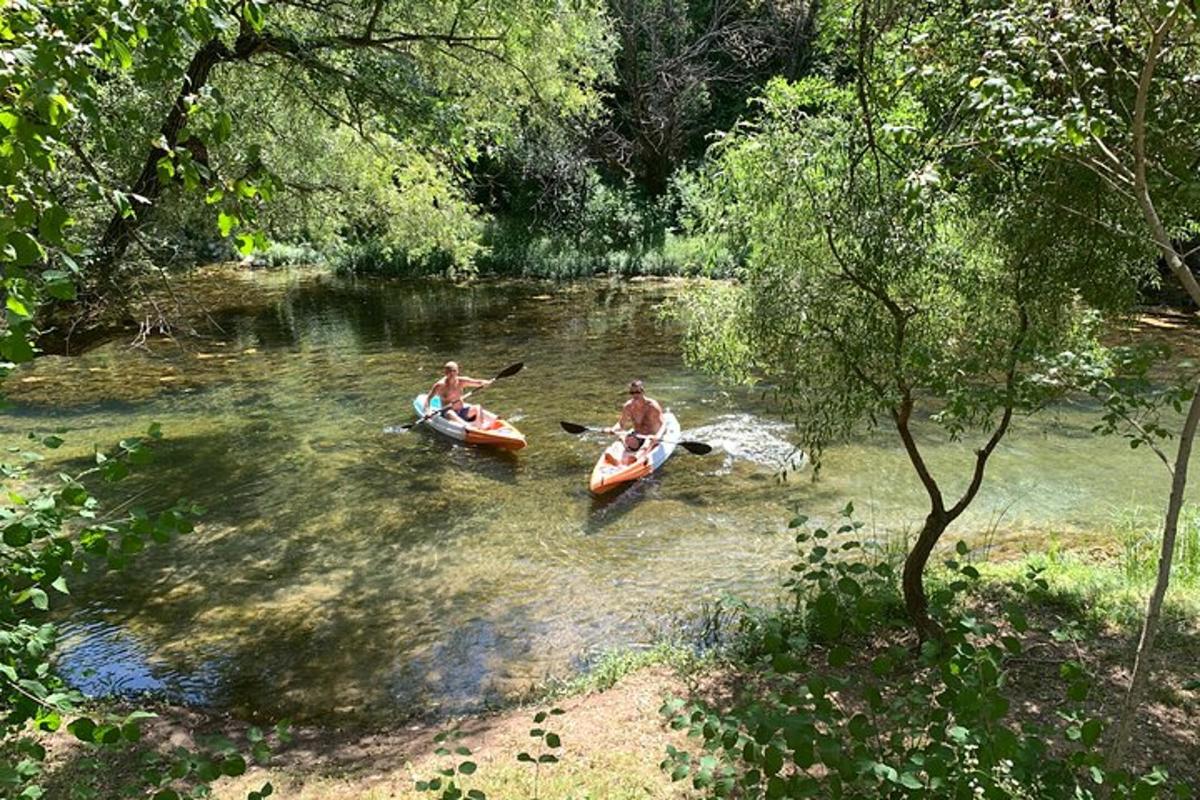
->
[588,411,680,495]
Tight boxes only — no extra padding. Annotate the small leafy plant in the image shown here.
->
[517,708,565,800]
[414,730,483,800]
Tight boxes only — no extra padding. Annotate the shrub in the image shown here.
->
[660,505,1189,799]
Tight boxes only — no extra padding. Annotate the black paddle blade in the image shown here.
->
[559,420,589,434]
[494,361,524,380]
[680,441,713,455]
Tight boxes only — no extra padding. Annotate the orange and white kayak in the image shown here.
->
[413,393,526,450]
[589,412,680,495]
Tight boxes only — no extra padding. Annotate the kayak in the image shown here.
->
[589,411,680,495]
[412,393,527,450]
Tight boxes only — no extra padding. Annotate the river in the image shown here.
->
[3,268,1191,724]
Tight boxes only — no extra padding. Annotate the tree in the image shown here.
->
[959,0,1200,779]
[598,0,817,195]
[674,67,1142,638]
[1,0,610,354]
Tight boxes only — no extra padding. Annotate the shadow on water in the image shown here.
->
[52,423,529,722]
[405,428,523,486]
[584,479,662,535]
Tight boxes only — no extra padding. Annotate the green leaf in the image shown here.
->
[68,717,97,742]
[458,761,476,775]
[4,524,32,547]
[217,211,236,237]
[7,233,43,268]
[847,714,872,741]
[110,38,133,69]
[6,295,30,318]
[828,645,852,668]
[28,588,48,610]
[1081,718,1103,747]
[39,206,69,245]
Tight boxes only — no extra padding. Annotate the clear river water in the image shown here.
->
[3,268,1193,725]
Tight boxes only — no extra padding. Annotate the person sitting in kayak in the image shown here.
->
[424,361,493,425]
[606,379,666,464]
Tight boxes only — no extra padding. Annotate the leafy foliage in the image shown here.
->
[676,75,1136,465]
[1,0,613,350]
[660,506,1190,799]
[413,709,565,800]
[0,427,274,798]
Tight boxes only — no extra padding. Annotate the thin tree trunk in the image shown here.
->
[893,304,1025,641]
[1104,381,1200,777]
[1102,8,1200,786]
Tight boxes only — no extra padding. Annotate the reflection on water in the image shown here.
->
[3,269,1194,723]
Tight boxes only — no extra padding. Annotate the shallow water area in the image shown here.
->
[3,268,1194,724]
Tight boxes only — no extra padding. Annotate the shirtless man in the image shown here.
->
[423,361,493,425]
[606,379,666,464]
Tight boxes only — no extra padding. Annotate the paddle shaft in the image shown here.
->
[559,421,713,455]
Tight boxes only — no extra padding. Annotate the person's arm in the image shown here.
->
[423,380,441,415]
[608,404,632,435]
[460,375,492,389]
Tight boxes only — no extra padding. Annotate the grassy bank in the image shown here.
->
[243,227,739,280]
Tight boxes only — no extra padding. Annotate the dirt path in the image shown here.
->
[213,668,691,799]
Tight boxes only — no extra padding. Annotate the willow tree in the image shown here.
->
[1,0,610,354]
[675,70,1144,639]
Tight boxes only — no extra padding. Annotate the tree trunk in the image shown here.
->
[1104,379,1200,779]
[902,509,950,641]
[93,38,233,285]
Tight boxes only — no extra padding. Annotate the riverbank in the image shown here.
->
[38,550,1200,798]
[240,229,737,281]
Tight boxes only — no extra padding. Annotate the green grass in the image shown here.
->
[976,550,1200,634]
[534,642,706,700]
[1111,505,1200,587]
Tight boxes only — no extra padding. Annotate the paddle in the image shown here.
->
[397,362,525,431]
[559,420,714,455]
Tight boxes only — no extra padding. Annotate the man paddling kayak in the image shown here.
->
[605,379,667,464]
[423,361,493,425]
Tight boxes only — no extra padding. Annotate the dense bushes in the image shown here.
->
[328,177,740,280]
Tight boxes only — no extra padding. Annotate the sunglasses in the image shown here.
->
[628,389,643,395]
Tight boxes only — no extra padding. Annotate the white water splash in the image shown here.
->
[684,413,806,474]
